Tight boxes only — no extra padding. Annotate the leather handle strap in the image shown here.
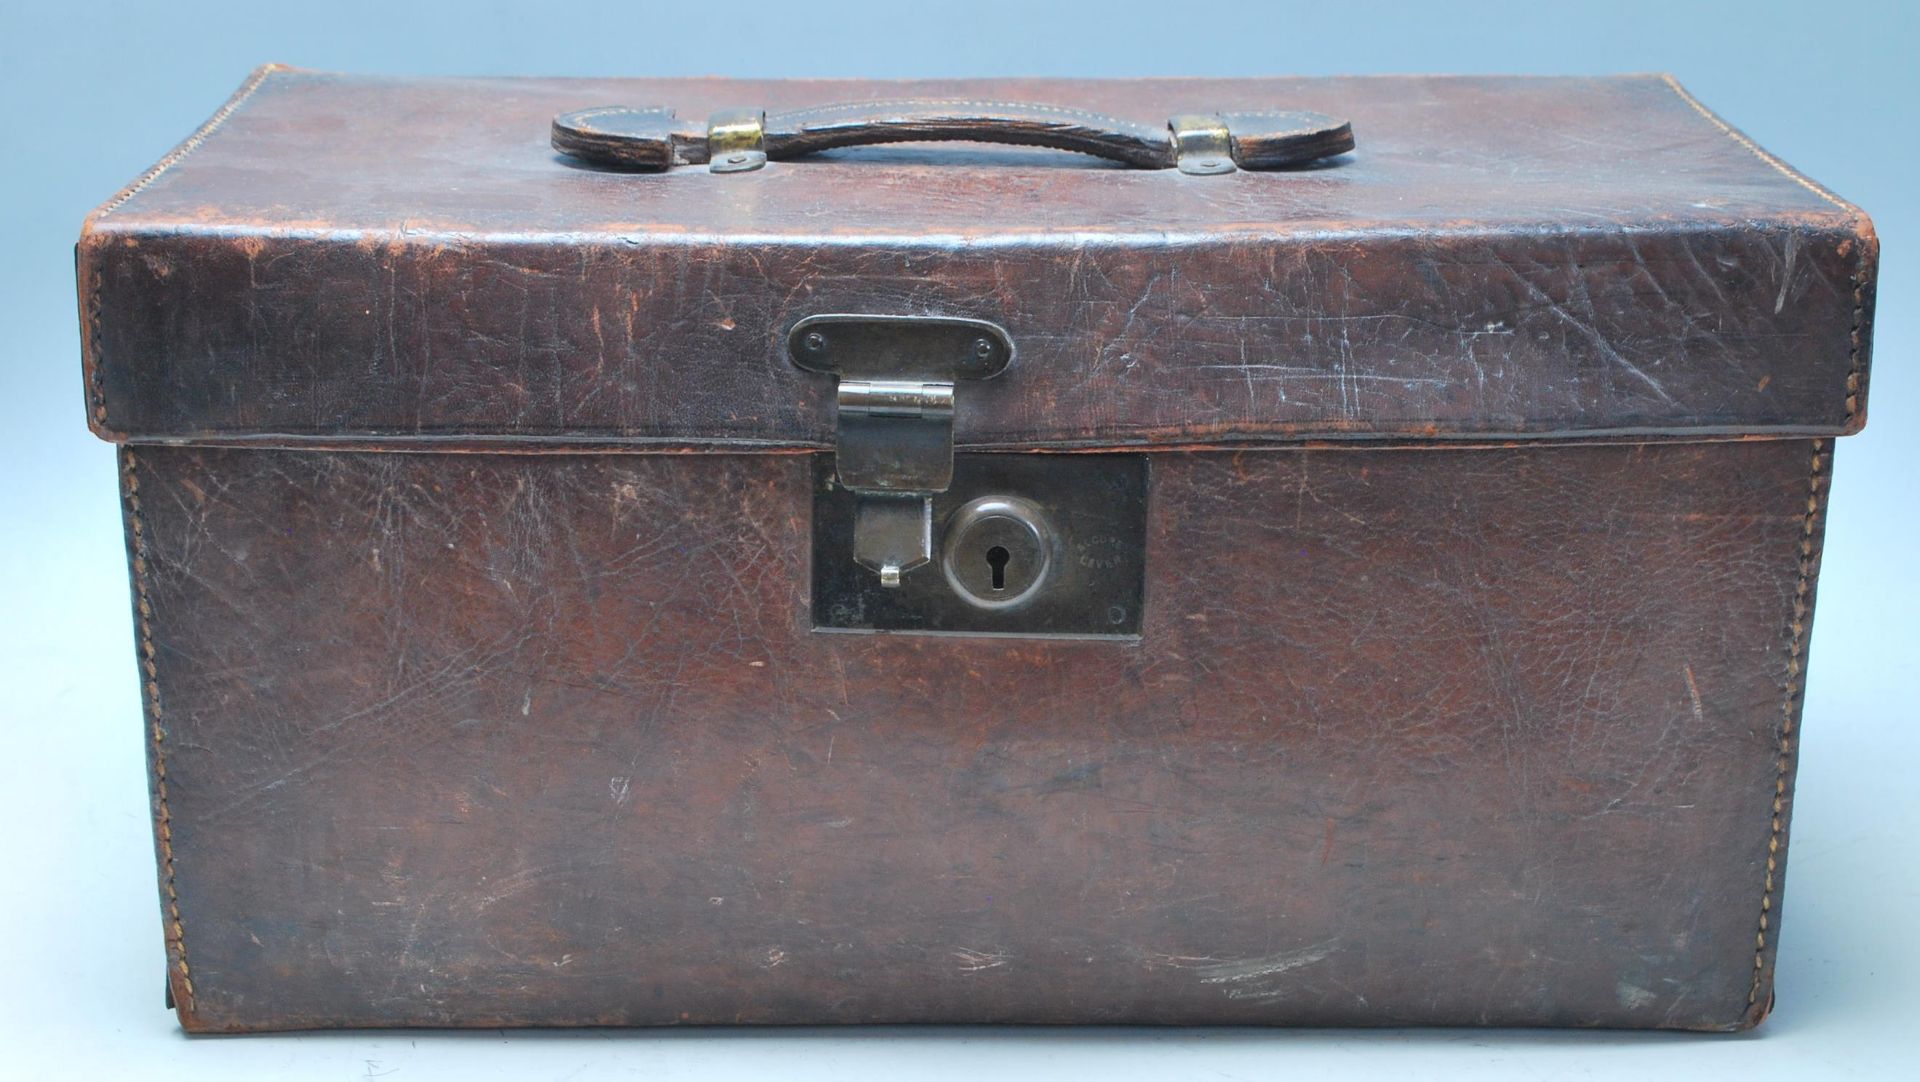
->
[551,100,1354,173]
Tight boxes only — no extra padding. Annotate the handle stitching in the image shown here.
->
[561,106,672,134]
[773,99,1161,133]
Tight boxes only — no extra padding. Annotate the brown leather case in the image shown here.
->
[78,67,1876,1033]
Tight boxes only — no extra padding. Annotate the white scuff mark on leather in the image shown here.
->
[609,776,631,805]
[953,947,1011,972]
[1617,981,1658,1009]
[1193,940,1340,986]
[1775,231,1802,314]
[1193,364,1454,388]
[1134,939,1342,1003]
[1683,664,1705,726]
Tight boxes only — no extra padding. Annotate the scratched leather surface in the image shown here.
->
[128,440,1821,1032]
[81,71,1875,445]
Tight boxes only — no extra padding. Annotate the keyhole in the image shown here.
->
[986,546,1010,591]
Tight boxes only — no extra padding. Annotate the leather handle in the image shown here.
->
[552,100,1354,174]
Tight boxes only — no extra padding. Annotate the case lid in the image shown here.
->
[79,67,1876,449]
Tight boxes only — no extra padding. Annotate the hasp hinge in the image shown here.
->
[788,315,1012,586]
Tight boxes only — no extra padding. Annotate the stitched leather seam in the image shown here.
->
[565,106,674,134]
[1659,75,1847,212]
[95,64,281,220]
[1674,62,1869,1012]
[1661,75,1869,430]
[124,449,195,1015]
[86,259,106,430]
[1843,254,1867,427]
[1748,437,1825,1009]
[86,65,281,433]
[569,106,665,121]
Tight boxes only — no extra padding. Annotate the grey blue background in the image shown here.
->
[2,1,1913,1078]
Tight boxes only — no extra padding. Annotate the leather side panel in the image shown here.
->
[126,441,1820,1031]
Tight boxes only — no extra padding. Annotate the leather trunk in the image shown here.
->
[77,68,1877,1033]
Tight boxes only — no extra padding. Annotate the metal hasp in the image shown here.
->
[789,315,1013,587]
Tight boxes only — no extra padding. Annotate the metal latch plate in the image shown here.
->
[790,315,1012,587]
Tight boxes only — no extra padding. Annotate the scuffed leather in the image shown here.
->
[80,72,1875,447]
[126,440,1826,1032]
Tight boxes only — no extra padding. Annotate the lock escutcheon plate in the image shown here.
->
[811,452,1147,637]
